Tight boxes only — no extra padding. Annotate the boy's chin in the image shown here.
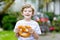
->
[24,16,31,19]
[25,17,31,19]
[25,16,31,19]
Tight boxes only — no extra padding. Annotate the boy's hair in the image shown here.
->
[21,4,34,15]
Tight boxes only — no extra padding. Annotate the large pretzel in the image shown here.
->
[18,25,31,38]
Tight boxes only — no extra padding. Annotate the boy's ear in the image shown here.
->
[31,14,34,18]
[32,14,34,16]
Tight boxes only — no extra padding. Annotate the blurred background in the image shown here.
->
[0,0,60,40]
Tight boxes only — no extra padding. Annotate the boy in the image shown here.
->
[14,4,41,40]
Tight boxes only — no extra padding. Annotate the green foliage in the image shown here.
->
[15,12,23,20]
[2,23,13,30]
[7,12,23,20]
[37,21,42,25]
[4,0,14,3]
[2,15,17,23]
[44,12,55,22]
[2,12,23,30]
[32,0,36,3]
[52,16,60,32]
[39,4,44,9]
[2,14,17,30]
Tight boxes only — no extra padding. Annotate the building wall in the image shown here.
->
[10,0,24,12]
[0,2,6,12]
[25,0,39,14]
[10,0,39,13]
[54,0,60,15]
[42,0,60,15]
[59,0,60,14]
[48,2,54,12]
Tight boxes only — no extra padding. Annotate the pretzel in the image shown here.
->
[18,25,31,38]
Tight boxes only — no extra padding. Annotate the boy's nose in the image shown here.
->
[26,11,29,14]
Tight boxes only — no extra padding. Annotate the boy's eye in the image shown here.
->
[24,10,27,12]
[24,10,32,12]
[28,11,32,12]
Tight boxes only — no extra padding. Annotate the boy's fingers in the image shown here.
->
[28,28,34,34]
[16,33,19,37]
[15,28,20,33]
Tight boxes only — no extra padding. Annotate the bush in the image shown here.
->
[44,12,55,22]
[1,11,24,30]
[2,15,17,30]
[52,21,60,32]
[52,16,60,32]
[2,23,13,30]
[2,15,17,23]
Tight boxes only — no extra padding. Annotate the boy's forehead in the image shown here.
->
[24,8,32,10]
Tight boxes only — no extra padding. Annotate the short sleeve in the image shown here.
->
[35,22,41,34]
[14,21,20,32]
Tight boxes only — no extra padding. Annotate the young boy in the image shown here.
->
[14,4,41,40]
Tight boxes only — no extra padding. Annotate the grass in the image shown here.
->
[0,31,17,40]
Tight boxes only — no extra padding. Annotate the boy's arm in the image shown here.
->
[14,21,20,37]
[29,22,41,40]
[28,28,39,40]
[32,31,39,40]
[14,28,20,37]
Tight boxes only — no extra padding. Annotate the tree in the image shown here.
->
[43,0,52,12]
[0,0,15,27]
[0,0,15,14]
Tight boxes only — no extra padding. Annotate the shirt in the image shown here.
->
[14,20,41,40]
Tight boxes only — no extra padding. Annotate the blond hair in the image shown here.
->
[21,4,34,15]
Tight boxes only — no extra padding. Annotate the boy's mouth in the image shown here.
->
[26,15,30,16]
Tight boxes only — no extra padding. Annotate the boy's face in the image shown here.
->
[22,8,33,19]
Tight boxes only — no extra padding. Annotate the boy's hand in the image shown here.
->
[28,28,39,40]
[15,28,20,33]
[15,28,20,37]
[28,28,34,34]
[16,33,19,37]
